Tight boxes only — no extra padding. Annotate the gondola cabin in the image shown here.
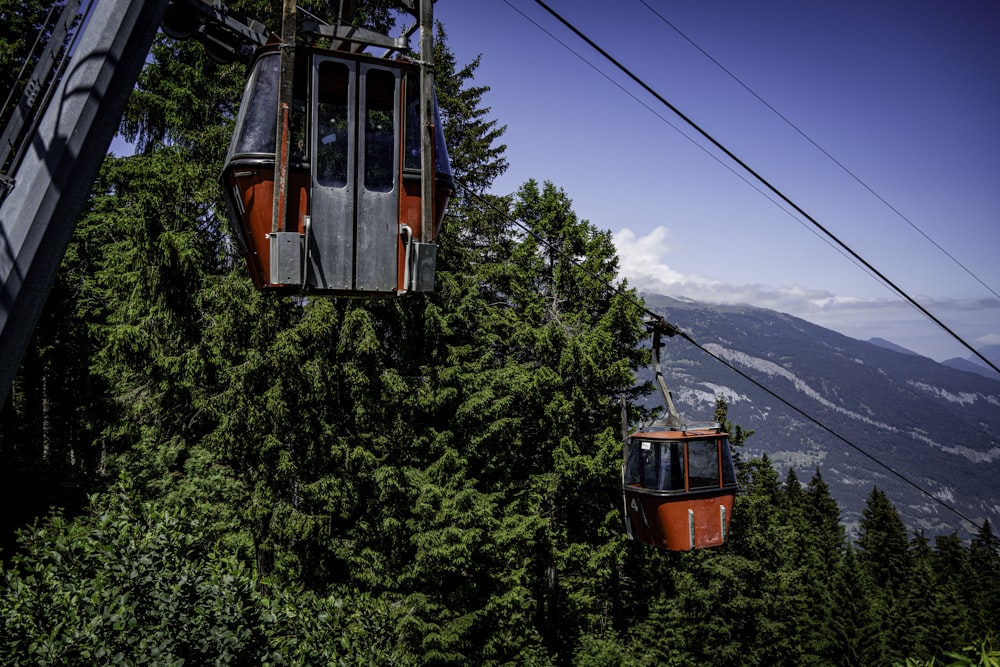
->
[623,423,737,551]
[221,41,453,296]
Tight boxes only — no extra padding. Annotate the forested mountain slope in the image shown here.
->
[641,294,1000,540]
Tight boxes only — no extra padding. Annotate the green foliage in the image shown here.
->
[0,0,44,96]
[0,485,406,665]
[0,490,263,665]
[858,487,911,596]
[895,640,1000,667]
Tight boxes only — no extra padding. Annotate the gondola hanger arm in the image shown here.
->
[644,318,684,428]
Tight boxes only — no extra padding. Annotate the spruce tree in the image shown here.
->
[898,532,938,662]
[830,547,887,666]
[796,467,847,663]
[857,487,910,596]
[856,487,910,663]
[929,533,974,656]
[426,178,645,661]
[969,519,1000,639]
[804,467,846,566]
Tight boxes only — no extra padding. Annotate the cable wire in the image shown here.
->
[530,0,999,377]
[497,0,892,293]
[638,0,1000,303]
[454,178,984,534]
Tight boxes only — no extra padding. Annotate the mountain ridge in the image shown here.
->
[867,337,924,358]
[943,344,1000,379]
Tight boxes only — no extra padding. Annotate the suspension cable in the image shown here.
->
[637,0,1000,303]
[530,0,999,377]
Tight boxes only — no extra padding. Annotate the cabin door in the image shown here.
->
[309,56,400,293]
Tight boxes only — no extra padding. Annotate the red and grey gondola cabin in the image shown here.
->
[623,422,737,551]
[221,40,453,296]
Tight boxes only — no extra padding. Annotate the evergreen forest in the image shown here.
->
[1,1,998,664]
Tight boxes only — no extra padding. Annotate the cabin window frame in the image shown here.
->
[314,58,351,189]
[230,51,280,157]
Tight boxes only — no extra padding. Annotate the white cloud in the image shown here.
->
[613,226,725,295]
[975,332,1000,346]
[612,225,1000,361]
[613,225,893,313]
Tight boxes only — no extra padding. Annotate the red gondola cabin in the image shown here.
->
[623,423,738,551]
[221,42,453,296]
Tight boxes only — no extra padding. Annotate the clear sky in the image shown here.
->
[434,0,1000,364]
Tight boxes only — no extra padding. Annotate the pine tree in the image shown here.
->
[830,547,887,666]
[432,23,508,195]
[409,178,645,662]
[20,3,998,664]
[929,533,974,656]
[782,467,805,520]
[969,519,1000,639]
[898,532,938,662]
[856,487,911,663]
[857,487,910,596]
[804,467,846,566]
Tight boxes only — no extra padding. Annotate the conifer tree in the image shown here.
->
[804,467,846,565]
[929,533,974,656]
[969,519,1000,639]
[796,467,847,663]
[857,487,910,596]
[898,532,939,662]
[782,467,805,520]
[830,547,887,666]
[12,1,1000,664]
[857,487,911,664]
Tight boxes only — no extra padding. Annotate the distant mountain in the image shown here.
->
[943,344,1000,380]
[639,294,1000,542]
[867,337,923,357]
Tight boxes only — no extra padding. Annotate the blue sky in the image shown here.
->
[435,0,1000,363]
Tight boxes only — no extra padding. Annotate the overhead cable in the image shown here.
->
[497,0,888,288]
[531,0,999,377]
[637,0,1000,303]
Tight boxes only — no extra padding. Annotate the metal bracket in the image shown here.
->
[302,20,410,53]
[162,0,268,63]
[268,232,303,285]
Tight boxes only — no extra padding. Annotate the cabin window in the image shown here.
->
[658,441,686,491]
[363,68,395,192]
[624,440,644,486]
[403,71,421,172]
[289,59,308,163]
[315,60,350,188]
[432,93,451,179]
[626,439,685,491]
[687,439,721,489]
[233,53,279,155]
[721,439,737,485]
